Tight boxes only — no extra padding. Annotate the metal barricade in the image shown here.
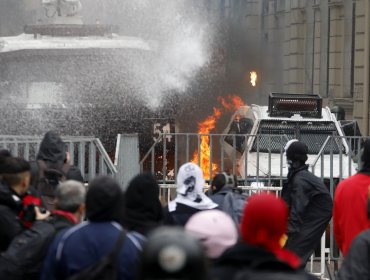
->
[0,135,116,181]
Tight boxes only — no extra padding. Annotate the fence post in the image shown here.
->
[114,134,140,191]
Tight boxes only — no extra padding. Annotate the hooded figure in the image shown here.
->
[121,173,163,236]
[163,162,218,226]
[41,176,145,280]
[210,194,315,280]
[30,131,83,211]
[282,140,332,266]
[334,138,370,255]
[31,131,83,187]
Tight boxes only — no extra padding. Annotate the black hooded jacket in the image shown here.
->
[210,242,315,280]
[30,131,83,187]
[0,182,23,252]
[282,164,333,264]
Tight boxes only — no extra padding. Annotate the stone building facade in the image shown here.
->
[222,0,369,134]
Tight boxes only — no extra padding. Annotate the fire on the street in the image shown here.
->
[250,71,257,87]
[192,95,245,179]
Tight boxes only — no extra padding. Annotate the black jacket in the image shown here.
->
[31,131,83,187]
[282,164,333,264]
[337,229,370,280]
[209,186,234,209]
[0,213,75,280]
[163,203,202,226]
[210,242,314,280]
[0,182,23,252]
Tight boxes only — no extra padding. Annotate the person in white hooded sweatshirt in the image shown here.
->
[163,162,218,226]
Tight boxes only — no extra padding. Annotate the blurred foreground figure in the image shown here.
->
[0,180,85,280]
[334,139,370,255]
[138,227,208,280]
[282,140,333,265]
[210,194,315,280]
[185,209,238,259]
[42,176,144,280]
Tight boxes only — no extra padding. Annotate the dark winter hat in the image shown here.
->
[86,176,123,222]
[37,131,66,163]
[122,173,163,235]
[285,141,308,163]
[138,227,207,280]
[1,156,30,174]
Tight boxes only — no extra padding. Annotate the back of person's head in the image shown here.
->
[211,172,237,194]
[176,162,205,196]
[37,131,66,164]
[1,156,31,189]
[55,180,86,213]
[86,175,123,222]
[361,139,370,169]
[185,209,238,259]
[240,193,288,253]
[122,173,163,235]
[284,140,308,164]
[139,227,207,280]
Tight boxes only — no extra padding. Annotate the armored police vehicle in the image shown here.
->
[224,93,358,186]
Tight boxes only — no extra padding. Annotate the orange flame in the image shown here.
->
[192,95,245,179]
[250,71,257,87]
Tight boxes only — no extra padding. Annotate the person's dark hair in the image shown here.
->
[86,175,123,222]
[211,173,226,194]
[286,141,308,164]
[122,173,163,235]
[55,180,86,212]
[1,157,31,186]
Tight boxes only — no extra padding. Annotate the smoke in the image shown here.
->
[81,0,214,108]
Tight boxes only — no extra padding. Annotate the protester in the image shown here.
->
[209,172,237,208]
[31,131,83,210]
[336,186,370,279]
[41,175,145,280]
[185,209,238,259]
[138,227,208,280]
[282,140,333,265]
[163,162,218,226]
[0,155,32,251]
[0,180,85,280]
[210,194,315,280]
[334,138,370,255]
[121,173,163,236]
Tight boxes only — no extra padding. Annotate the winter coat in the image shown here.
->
[337,229,370,280]
[30,131,83,187]
[334,173,370,255]
[209,186,235,209]
[163,203,203,226]
[282,164,333,264]
[0,182,23,252]
[209,242,315,280]
[0,211,76,280]
[41,221,146,280]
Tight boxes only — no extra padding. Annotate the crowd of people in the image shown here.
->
[0,131,369,279]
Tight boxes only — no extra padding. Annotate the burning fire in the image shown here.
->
[250,71,257,87]
[192,95,245,179]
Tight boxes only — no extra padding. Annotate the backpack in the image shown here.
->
[65,230,126,280]
[222,191,247,225]
[36,160,70,211]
